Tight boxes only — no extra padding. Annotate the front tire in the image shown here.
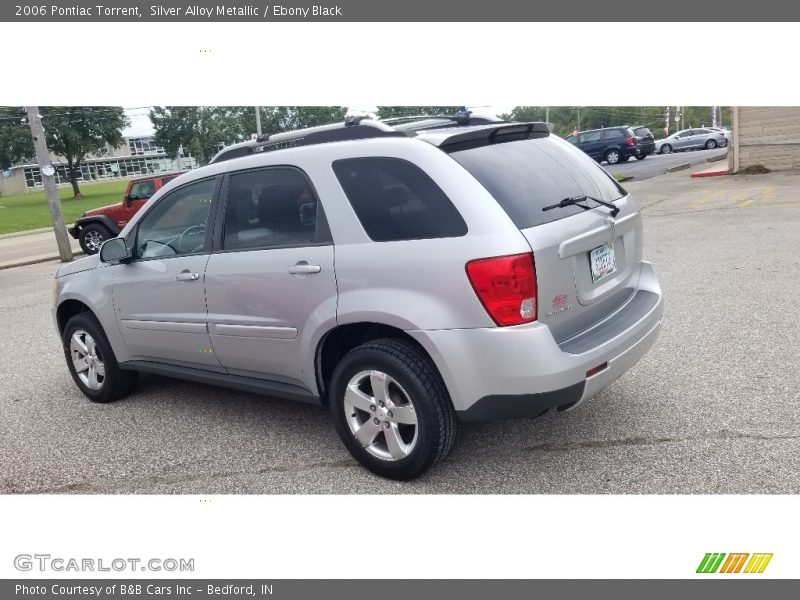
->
[62,312,138,403]
[79,223,112,255]
[329,338,457,480]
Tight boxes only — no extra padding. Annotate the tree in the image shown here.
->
[257,106,348,134]
[151,106,249,166]
[40,107,128,197]
[0,107,33,170]
[150,106,349,165]
[376,106,462,119]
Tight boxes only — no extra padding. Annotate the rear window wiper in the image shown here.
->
[542,195,620,217]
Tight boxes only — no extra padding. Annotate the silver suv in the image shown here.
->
[53,115,663,480]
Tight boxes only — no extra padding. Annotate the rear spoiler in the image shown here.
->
[435,122,552,153]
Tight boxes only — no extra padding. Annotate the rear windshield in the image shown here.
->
[450,137,626,229]
[634,127,652,137]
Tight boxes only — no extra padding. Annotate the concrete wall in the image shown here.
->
[731,107,800,172]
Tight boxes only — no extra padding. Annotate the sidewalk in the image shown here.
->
[0,229,82,270]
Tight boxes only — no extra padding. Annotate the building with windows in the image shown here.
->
[0,135,197,196]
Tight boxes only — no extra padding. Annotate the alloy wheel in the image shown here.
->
[70,330,105,390]
[343,369,419,461]
[84,230,105,253]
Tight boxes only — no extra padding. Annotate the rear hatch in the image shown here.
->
[450,135,643,343]
[633,126,655,151]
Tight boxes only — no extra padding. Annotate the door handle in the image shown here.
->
[176,271,200,282]
[288,262,321,275]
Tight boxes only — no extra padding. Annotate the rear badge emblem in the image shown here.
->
[545,294,573,319]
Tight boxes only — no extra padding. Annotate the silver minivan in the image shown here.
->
[53,116,663,480]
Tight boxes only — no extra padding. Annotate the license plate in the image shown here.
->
[589,243,617,283]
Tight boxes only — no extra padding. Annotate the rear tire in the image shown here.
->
[705,139,717,149]
[62,312,138,403]
[79,223,112,255]
[329,338,457,480]
[604,149,622,165]
[636,153,647,160]
[660,144,673,154]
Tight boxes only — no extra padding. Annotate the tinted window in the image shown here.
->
[161,174,180,185]
[602,129,625,140]
[451,137,626,229]
[223,168,327,250]
[332,157,467,242]
[136,178,214,258]
[634,127,652,138]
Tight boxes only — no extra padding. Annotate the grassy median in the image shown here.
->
[0,180,128,235]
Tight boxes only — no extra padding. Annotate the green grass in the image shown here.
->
[0,180,129,235]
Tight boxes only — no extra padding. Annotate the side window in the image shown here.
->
[603,129,624,140]
[332,157,467,242]
[578,131,601,144]
[136,178,215,259]
[128,180,156,200]
[222,168,326,251]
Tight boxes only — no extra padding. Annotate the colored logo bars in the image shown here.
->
[696,553,773,574]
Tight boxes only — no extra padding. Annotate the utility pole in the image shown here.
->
[254,106,262,137]
[545,106,550,124]
[26,107,72,262]
[577,107,581,132]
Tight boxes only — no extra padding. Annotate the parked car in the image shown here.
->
[565,126,640,165]
[630,126,656,160]
[53,116,663,480]
[655,128,728,154]
[706,126,732,141]
[69,172,185,255]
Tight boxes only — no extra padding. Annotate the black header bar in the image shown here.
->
[2,1,800,22]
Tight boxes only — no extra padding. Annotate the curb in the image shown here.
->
[690,169,729,178]
[706,152,729,163]
[665,163,691,173]
[0,227,55,240]
[0,250,85,271]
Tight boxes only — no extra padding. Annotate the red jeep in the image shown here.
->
[69,172,185,254]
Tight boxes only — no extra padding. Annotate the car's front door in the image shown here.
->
[111,176,222,368]
[577,131,603,160]
[204,166,337,392]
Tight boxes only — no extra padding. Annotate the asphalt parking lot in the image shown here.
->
[601,147,728,180]
[1,166,799,494]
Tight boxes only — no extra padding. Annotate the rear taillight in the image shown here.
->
[465,253,537,326]
[626,136,636,146]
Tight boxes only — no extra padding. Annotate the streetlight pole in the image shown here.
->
[26,106,72,262]
[254,106,262,137]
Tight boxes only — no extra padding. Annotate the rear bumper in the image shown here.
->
[409,261,663,421]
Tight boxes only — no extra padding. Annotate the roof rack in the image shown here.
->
[208,119,406,165]
[381,112,506,130]
[207,114,542,165]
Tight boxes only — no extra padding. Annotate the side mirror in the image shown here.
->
[123,194,132,205]
[99,237,131,264]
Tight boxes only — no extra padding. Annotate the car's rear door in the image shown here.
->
[203,166,337,391]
